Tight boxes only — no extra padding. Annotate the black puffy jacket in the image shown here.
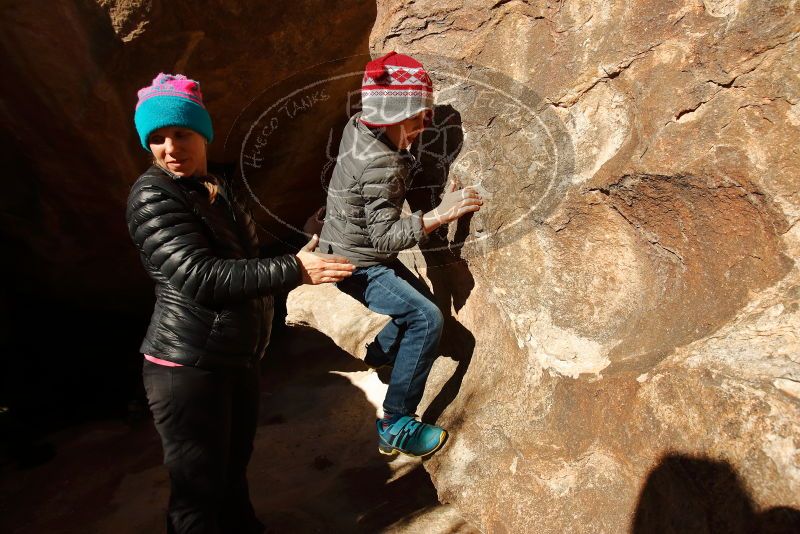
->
[126,165,301,369]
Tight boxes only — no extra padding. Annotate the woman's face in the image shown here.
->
[148,127,208,177]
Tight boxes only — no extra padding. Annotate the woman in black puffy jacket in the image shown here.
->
[126,73,354,534]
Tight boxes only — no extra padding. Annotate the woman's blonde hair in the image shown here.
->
[200,176,220,204]
[154,160,219,204]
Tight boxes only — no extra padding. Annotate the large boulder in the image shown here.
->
[289,1,800,532]
[3,0,798,529]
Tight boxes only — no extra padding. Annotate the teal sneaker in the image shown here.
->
[377,416,448,457]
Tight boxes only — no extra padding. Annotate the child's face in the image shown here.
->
[399,111,428,148]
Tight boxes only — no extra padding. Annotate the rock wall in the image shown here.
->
[2,0,798,530]
[0,0,375,425]
[0,0,375,307]
[291,1,800,532]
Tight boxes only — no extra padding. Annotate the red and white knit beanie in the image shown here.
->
[360,51,434,127]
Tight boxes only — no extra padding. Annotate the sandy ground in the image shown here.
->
[0,326,477,533]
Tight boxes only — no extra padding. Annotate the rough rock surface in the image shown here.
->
[289,1,800,532]
[2,0,799,531]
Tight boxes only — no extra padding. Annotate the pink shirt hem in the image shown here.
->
[144,354,184,367]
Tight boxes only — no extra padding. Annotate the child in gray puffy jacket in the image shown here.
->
[319,51,483,457]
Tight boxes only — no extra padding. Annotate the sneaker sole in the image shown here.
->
[378,430,448,458]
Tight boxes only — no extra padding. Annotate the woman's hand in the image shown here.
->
[423,179,483,234]
[295,234,355,285]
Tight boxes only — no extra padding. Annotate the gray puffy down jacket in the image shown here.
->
[319,113,429,266]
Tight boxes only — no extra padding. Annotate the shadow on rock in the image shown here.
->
[421,301,475,426]
[256,325,442,533]
[338,462,442,532]
[632,453,800,534]
[406,105,477,426]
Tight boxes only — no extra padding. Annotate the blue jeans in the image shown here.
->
[337,260,444,418]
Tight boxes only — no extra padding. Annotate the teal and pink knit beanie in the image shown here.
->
[134,73,214,151]
[360,51,433,127]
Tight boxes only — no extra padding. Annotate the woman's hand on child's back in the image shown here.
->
[423,179,483,234]
[296,234,355,285]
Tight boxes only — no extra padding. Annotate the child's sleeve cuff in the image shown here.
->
[411,210,429,245]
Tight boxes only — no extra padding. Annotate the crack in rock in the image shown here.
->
[547,42,663,109]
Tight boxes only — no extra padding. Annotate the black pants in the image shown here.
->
[143,360,264,534]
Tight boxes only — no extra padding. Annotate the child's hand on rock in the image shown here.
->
[423,179,483,233]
